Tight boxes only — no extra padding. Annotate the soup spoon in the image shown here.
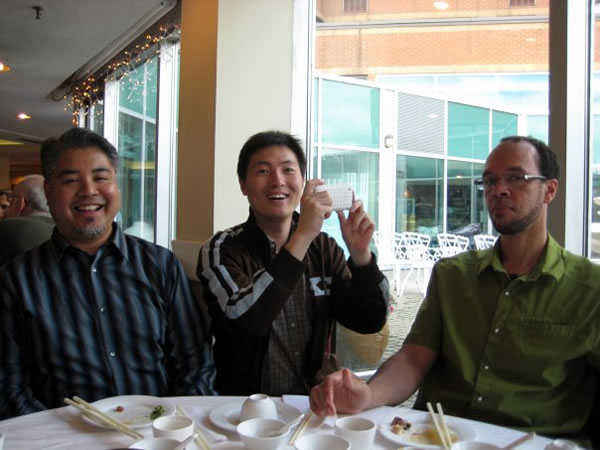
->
[267,413,305,437]
[503,432,536,450]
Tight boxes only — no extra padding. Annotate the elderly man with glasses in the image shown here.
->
[310,136,600,443]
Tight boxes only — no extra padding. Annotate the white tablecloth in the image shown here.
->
[0,396,555,449]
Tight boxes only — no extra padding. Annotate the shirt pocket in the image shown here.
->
[515,318,580,363]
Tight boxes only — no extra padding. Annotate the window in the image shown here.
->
[510,0,535,6]
[343,0,366,13]
[313,0,549,374]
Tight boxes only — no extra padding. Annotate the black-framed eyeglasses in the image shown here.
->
[473,174,547,191]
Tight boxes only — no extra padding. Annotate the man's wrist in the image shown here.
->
[350,250,372,267]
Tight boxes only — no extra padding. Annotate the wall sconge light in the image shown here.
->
[384,134,394,149]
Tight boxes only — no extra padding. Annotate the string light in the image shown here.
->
[66,23,181,123]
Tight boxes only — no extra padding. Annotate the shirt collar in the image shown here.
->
[49,222,128,262]
[477,234,564,281]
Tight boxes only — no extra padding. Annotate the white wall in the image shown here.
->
[213,0,309,231]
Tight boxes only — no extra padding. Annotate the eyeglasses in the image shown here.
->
[473,173,547,191]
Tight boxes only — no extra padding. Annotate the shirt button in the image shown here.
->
[290,322,296,328]
[477,396,483,402]
[494,328,500,334]
[294,351,300,356]
[92,267,97,273]
[484,365,490,370]
[100,307,105,313]
[109,351,116,357]
[504,291,509,296]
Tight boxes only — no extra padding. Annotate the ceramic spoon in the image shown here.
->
[268,413,305,437]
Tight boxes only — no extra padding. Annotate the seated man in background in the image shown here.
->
[197,130,389,396]
[0,128,216,419]
[0,189,10,220]
[0,175,54,266]
[310,136,600,439]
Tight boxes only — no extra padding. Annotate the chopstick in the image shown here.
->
[175,405,210,450]
[64,397,144,440]
[436,402,453,448]
[289,410,313,445]
[426,401,451,450]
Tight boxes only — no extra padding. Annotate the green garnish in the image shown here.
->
[148,405,165,420]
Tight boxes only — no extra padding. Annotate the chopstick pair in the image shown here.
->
[64,396,144,440]
[289,410,313,445]
[175,405,210,450]
[426,401,453,450]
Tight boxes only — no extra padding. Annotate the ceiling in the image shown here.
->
[0,0,176,178]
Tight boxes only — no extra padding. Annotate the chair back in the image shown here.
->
[395,232,431,263]
[473,234,497,250]
[373,230,397,268]
[437,233,470,257]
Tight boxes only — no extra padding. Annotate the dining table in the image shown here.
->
[0,395,559,449]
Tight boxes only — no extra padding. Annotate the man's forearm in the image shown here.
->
[366,344,436,408]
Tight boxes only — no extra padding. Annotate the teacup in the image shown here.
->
[294,433,351,450]
[335,416,376,449]
[152,415,194,442]
[240,393,278,422]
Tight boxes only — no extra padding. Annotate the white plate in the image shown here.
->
[80,395,176,429]
[209,399,302,432]
[379,416,477,449]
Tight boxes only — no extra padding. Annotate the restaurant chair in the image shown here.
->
[437,233,470,257]
[393,232,432,297]
[474,233,497,250]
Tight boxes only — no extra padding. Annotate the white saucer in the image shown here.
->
[209,399,302,432]
[79,395,175,429]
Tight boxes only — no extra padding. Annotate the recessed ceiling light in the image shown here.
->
[428,113,439,119]
[0,62,10,72]
[433,1,449,9]
[16,113,31,120]
[526,37,536,42]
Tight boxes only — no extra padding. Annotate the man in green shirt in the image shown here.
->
[309,136,600,438]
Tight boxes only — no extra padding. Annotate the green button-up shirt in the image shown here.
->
[405,235,600,435]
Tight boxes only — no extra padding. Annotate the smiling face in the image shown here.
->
[484,140,556,235]
[239,145,305,229]
[44,146,121,253]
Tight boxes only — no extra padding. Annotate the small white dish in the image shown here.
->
[379,415,476,448]
[80,395,175,429]
[240,393,278,422]
[129,437,181,450]
[237,417,290,450]
[152,415,194,442]
[294,433,351,450]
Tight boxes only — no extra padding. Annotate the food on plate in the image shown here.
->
[114,405,125,412]
[391,418,458,445]
[148,405,165,420]
[391,415,411,433]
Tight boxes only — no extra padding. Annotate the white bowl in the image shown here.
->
[237,417,290,450]
[152,415,194,442]
[294,433,351,450]
[240,393,278,421]
[129,437,182,450]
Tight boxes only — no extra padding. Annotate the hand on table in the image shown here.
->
[309,368,372,417]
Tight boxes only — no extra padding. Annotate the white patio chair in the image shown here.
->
[437,233,470,257]
[474,234,497,250]
[393,232,431,297]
